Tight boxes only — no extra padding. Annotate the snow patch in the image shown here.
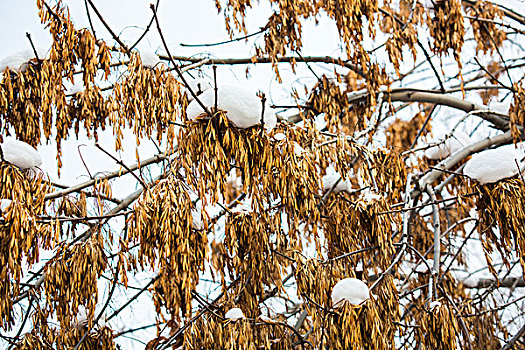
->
[66,81,84,95]
[137,47,162,69]
[230,202,253,214]
[0,47,51,73]
[489,100,511,114]
[463,145,524,184]
[293,142,306,156]
[191,208,206,230]
[331,278,370,308]
[273,133,286,141]
[428,300,441,310]
[73,305,109,329]
[0,199,12,212]
[1,139,42,169]
[415,259,434,273]
[321,167,352,193]
[258,315,274,323]
[186,85,277,130]
[361,189,382,203]
[225,307,245,321]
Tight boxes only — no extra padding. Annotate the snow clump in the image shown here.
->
[463,145,525,184]
[137,47,162,69]
[489,100,511,114]
[191,208,207,230]
[362,189,382,203]
[0,199,12,212]
[1,139,42,169]
[424,131,471,160]
[186,85,277,130]
[321,167,353,193]
[273,133,286,141]
[225,307,245,321]
[331,277,370,308]
[428,300,441,310]
[293,142,306,156]
[0,47,51,73]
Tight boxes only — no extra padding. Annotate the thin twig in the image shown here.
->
[85,0,130,55]
[180,27,267,47]
[95,143,147,188]
[25,33,39,61]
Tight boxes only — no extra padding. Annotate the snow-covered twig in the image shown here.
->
[414,130,514,197]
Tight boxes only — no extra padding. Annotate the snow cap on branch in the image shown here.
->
[0,139,42,170]
[424,131,471,160]
[137,47,162,69]
[428,300,441,310]
[463,145,525,184]
[0,47,51,73]
[273,133,286,141]
[0,199,12,212]
[191,206,208,230]
[321,167,353,193]
[225,307,245,321]
[186,85,277,130]
[331,277,370,308]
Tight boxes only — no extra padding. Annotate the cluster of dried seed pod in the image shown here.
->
[129,177,208,317]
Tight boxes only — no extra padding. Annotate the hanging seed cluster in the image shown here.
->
[113,53,182,150]
[0,2,111,158]
[43,235,107,329]
[295,258,349,308]
[57,327,115,350]
[0,164,53,328]
[294,259,399,348]
[466,1,506,54]
[2,1,185,171]
[322,193,395,269]
[222,212,283,317]
[466,311,506,350]
[509,84,525,144]
[308,75,365,134]
[129,178,207,317]
[15,324,115,350]
[386,113,431,152]
[219,0,379,79]
[267,127,320,229]
[414,302,459,350]
[178,111,272,204]
[364,148,407,202]
[428,0,465,64]
[324,302,390,350]
[410,215,435,256]
[319,137,361,186]
[474,179,525,274]
[382,1,421,77]
[66,85,112,144]
[373,275,400,344]
[184,314,294,350]
[13,307,56,349]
